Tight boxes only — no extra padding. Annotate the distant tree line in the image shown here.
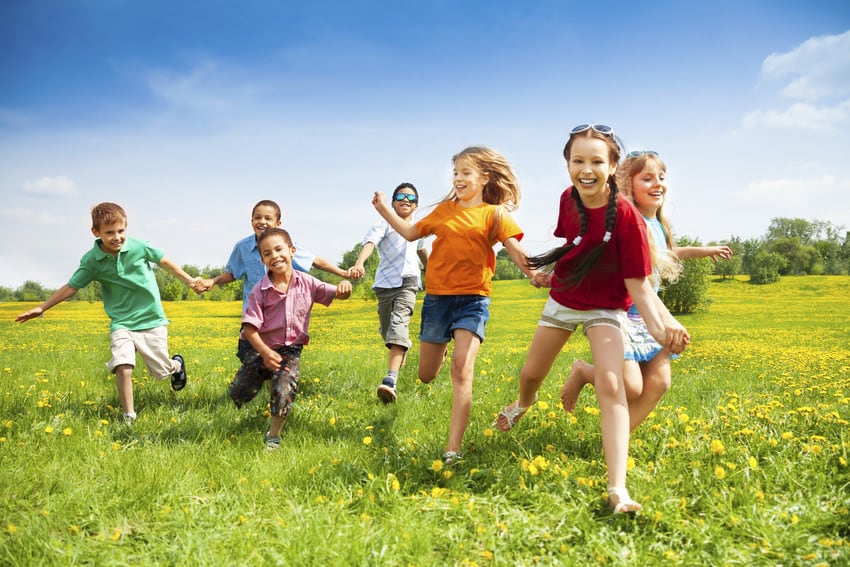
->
[4,218,848,310]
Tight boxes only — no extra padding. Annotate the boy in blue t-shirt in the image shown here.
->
[15,202,197,424]
[194,199,358,361]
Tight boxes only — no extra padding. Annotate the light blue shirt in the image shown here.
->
[226,234,316,309]
[362,219,424,289]
[628,216,668,316]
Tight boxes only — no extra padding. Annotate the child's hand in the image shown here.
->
[336,280,353,299]
[15,308,44,323]
[372,192,390,214]
[709,246,733,261]
[665,323,690,355]
[192,278,213,294]
[347,265,365,279]
[530,272,552,288]
[262,350,283,371]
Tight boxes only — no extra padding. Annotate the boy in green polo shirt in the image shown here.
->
[15,202,197,424]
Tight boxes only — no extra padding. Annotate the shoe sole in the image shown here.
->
[376,384,397,404]
[171,354,186,391]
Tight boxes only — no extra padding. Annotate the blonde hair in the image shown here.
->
[91,202,127,230]
[442,146,521,212]
[617,153,681,284]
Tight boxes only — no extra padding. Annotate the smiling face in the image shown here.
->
[92,219,127,255]
[630,160,667,218]
[251,204,282,239]
[392,187,419,219]
[452,156,488,207]
[259,233,296,279]
[566,136,616,208]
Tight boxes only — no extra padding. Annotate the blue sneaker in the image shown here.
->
[376,375,397,404]
[264,432,281,451]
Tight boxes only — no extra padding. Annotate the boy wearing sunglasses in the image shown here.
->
[351,183,429,403]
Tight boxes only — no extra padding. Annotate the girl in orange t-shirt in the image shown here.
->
[372,146,541,466]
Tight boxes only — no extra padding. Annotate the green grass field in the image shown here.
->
[1,276,848,566]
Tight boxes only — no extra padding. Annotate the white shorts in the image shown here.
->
[108,326,179,379]
[537,297,626,336]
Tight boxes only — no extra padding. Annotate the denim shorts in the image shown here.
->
[419,294,490,344]
[537,297,626,336]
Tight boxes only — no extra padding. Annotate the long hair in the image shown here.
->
[527,130,622,287]
[617,153,682,284]
[441,146,521,212]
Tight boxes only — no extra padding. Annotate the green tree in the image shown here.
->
[16,280,50,302]
[493,248,523,280]
[767,237,820,275]
[75,281,103,302]
[658,238,714,313]
[0,286,15,302]
[749,250,787,284]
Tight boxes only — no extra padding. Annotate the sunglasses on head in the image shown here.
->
[394,193,417,203]
[626,150,659,158]
[571,123,614,136]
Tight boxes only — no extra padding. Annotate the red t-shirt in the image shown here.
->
[549,187,651,311]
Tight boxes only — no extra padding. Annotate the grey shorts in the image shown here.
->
[537,297,626,336]
[374,276,419,349]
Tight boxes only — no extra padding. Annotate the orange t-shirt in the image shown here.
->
[416,201,523,296]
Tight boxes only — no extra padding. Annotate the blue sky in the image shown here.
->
[2,1,849,289]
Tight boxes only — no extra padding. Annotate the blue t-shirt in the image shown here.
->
[627,216,668,316]
[225,234,316,309]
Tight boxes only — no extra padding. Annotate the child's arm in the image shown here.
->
[335,280,352,300]
[673,245,733,262]
[158,257,201,287]
[15,284,79,323]
[625,277,690,354]
[349,242,376,280]
[502,237,550,288]
[313,256,360,280]
[371,192,421,241]
[195,271,236,294]
[417,247,429,270]
[242,324,283,371]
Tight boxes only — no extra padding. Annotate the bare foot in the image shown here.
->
[561,359,591,412]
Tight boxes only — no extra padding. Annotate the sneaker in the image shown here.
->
[264,432,281,451]
[171,354,187,391]
[376,375,397,404]
[443,451,462,466]
[123,412,136,425]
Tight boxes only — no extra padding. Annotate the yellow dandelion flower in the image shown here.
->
[710,439,726,455]
[111,529,122,541]
[44,426,54,434]
[63,428,72,436]
[431,460,444,472]
[583,406,600,416]
[3,420,12,429]
[391,477,400,491]
[443,470,453,480]
[6,524,17,535]
[714,466,726,479]
[839,456,847,467]
[781,432,794,440]
[94,431,103,438]
[329,417,336,426]
[537,400,549,410]
[359,513,371,523]
[362,436,372,445]
[748,456,759,469]
[626,456,636,470]
[483,428,494,437]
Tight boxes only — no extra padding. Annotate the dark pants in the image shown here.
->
[228,345,303,421]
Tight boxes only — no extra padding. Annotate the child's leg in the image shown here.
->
[418,341,448,383]
[586,325,630,490]
[497,326,570,431]
[627,353,671,431]
[268,347,302,438]
[444,329,481,453]
[227,352,268,408]
[114,364,135,416]
[562,359,642,412]
[387,345,406,373]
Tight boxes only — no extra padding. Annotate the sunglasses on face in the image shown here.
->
[394,193,417,203]
[626,150,659,158]
[570,123,614,136]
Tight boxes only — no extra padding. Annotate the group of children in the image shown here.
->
[15,124,732,513]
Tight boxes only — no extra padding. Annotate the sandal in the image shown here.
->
[443,451,462,466]
[494,395,538,431]
[608,486,642,514]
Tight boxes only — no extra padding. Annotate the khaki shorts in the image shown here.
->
[108,326,179,379]
[537,297,626,336]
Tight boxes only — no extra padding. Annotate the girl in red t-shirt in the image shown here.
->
[495,125,690,513]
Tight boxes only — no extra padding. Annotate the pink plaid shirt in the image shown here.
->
[241,270,337,348]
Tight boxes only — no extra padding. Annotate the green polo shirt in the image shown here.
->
[68,237,170,332]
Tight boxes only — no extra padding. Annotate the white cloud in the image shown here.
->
[761,29,850,102]
[0,207,66,224]
[22,176,78,196]
[739,175,850,205]
[742,99,850,131]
